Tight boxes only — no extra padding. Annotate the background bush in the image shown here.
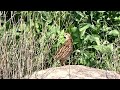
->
[0,11,120,79]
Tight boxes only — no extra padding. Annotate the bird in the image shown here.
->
[54,33,73,66]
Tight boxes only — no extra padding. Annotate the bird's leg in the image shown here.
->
[60,60,65,66]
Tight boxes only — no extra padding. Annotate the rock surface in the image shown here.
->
[23,65,120,79]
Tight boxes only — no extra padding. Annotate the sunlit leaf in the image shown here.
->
[79,24,91,38]
[93,36,100,45]
[98,11,106,13]
[71,27,77,33]
[88,44,113,54]
[108,30,119,36]
[84,35,100,45]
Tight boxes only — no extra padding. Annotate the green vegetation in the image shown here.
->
[0,11,120,79]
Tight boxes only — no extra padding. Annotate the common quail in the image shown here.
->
[54,33,73,66]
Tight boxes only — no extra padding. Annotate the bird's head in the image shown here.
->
[64,33,72,41]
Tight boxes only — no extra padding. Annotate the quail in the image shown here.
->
[54,33,73,66]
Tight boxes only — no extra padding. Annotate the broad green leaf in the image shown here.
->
[79,24,91,38]
[93,36,100,45]
[108,30,119,36]
[73,38,79,44]
[102,25,111,32]
[71,27,77,33]
[98,11,106,13]
[84,35,91,41]
[84,35,100,45]
[88,44,113,54]
[89,45,104,53]
[90,24,96,30]
[114,16,120,21]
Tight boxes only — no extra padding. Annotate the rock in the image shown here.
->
[23,65,120,79]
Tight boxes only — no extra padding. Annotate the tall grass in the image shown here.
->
[0,11,120,79]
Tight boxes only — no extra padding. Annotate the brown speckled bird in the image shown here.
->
[54,33,73,66]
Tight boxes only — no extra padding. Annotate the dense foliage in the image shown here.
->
[0,11,120,78]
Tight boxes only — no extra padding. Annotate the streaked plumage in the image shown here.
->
[54,33,73,66]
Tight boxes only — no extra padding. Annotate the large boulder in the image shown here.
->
[23,65,120,79]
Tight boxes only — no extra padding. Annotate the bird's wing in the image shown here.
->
[54,39,73,60]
